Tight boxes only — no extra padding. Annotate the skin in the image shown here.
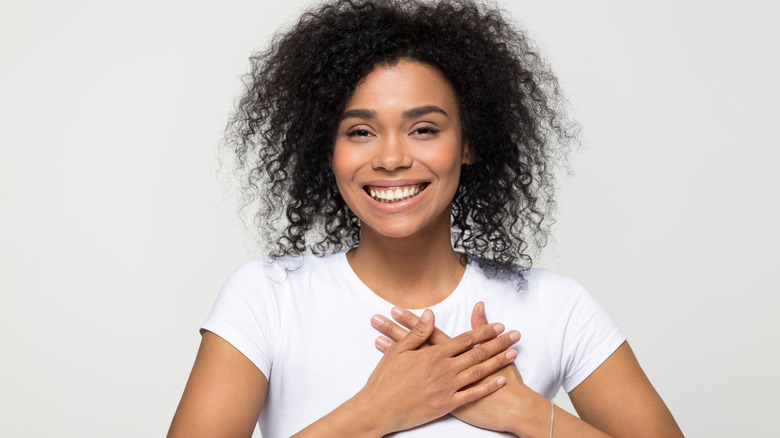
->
[330,61,471,309]
[168,61,684,437]
[372,303,684,437]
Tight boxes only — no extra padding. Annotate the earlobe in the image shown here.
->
[461,140,475,165]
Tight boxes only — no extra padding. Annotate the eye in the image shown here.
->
[411,126,440,136]
[345,128,373,138]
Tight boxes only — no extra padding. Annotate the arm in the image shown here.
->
[373,304,683,437]
[170,310,519,438]
[168,331,267,438]
[292,308,520,437]
[567,342,683,437]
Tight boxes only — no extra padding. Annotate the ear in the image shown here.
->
[461,139,475,165]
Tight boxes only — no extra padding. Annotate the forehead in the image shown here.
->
[343,61,459,113]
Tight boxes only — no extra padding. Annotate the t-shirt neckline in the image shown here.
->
[337,250,474,316]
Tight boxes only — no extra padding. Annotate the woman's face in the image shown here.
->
[331,60,468,240]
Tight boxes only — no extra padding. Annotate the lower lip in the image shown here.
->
[363,186,428,212]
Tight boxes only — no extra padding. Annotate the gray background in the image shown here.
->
[1,0,778,436]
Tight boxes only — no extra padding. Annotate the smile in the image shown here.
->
[364,183,428,203]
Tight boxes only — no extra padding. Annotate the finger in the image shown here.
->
[452,374,507,407]
[374,336,394,352]
[392,308,435,351]
[470,301,489,329]
[371,314,410,343]
[453,329,521,369]
[440,322,505,357]
[455,346,518,389]
[390,307,452,344]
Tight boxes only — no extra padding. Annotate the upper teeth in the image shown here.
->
[367,184,425,203]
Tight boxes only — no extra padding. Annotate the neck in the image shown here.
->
[346,211,466,309]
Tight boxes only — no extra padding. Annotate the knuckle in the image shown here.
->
[483,324,499,338]
[458,333,473,348]
[467,365,484,381]
[471,346,488,362]
[502,334,515,347]
[410,324,427,337]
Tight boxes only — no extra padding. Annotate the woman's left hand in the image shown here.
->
[371,303,551,436]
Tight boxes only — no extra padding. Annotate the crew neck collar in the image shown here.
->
[337,250,473,316]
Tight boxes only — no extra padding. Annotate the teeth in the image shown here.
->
[365,184,426,204]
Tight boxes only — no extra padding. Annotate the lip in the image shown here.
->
[361,178,431,188]
[361,179,431,212]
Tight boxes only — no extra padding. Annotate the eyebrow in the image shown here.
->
[403,105,448,119]
[339,105,449,121]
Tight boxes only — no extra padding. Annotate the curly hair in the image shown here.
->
[226,0,578,280]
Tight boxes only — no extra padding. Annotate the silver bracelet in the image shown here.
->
[549,400,555,438]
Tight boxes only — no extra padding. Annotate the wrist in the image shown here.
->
[506,388,554,438]
[339,391,388,437]
[293,391,386,438]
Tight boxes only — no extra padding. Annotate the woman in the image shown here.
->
[169,0,683,436]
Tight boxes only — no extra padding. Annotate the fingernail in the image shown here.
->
[371,315,383,328]
[496,376,507,386]
[505,349,517,360]
[509,331,521,343]
[479,302,485,315]
[391,307,404,318]
[420,309,432,324]
[493,323,505,334]
[376,337,388,349]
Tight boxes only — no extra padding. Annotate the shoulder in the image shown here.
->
[519,268,612,323]
[527,268,592,302]
[467,262,589,300]
[224,252,347,287]
[468,264,611,326]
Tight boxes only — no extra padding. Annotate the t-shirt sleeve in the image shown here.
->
[541,270,626,393]
[200,260,281,378]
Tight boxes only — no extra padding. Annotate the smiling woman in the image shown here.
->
[168,1,684,437]
[332,61,467,247]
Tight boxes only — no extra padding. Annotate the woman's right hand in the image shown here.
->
[353,307,520,435]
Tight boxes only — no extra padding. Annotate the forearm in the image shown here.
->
[547,405,612,438]
[291,392,388,438]
[503,387,611,438]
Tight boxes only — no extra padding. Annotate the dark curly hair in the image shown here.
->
[226,0,577,280]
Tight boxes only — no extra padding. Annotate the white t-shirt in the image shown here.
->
[202,252,625,437]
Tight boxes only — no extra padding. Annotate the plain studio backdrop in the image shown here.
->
[1,0,778,436]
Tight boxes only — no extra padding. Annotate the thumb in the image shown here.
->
[470,301,489,329]
[394,308,435,351]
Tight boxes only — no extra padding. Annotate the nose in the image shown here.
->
[371,134,412,171]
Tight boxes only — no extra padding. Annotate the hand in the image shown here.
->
[371,303,542,435]
[359,308,520,435]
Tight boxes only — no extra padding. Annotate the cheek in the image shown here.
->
[419,148,465,178]
[330,150,362,198]
[330,148,353,180]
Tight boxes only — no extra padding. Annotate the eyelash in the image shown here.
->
[412,126,440,136]
[345,128,372,138]
[344,126,440,137]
